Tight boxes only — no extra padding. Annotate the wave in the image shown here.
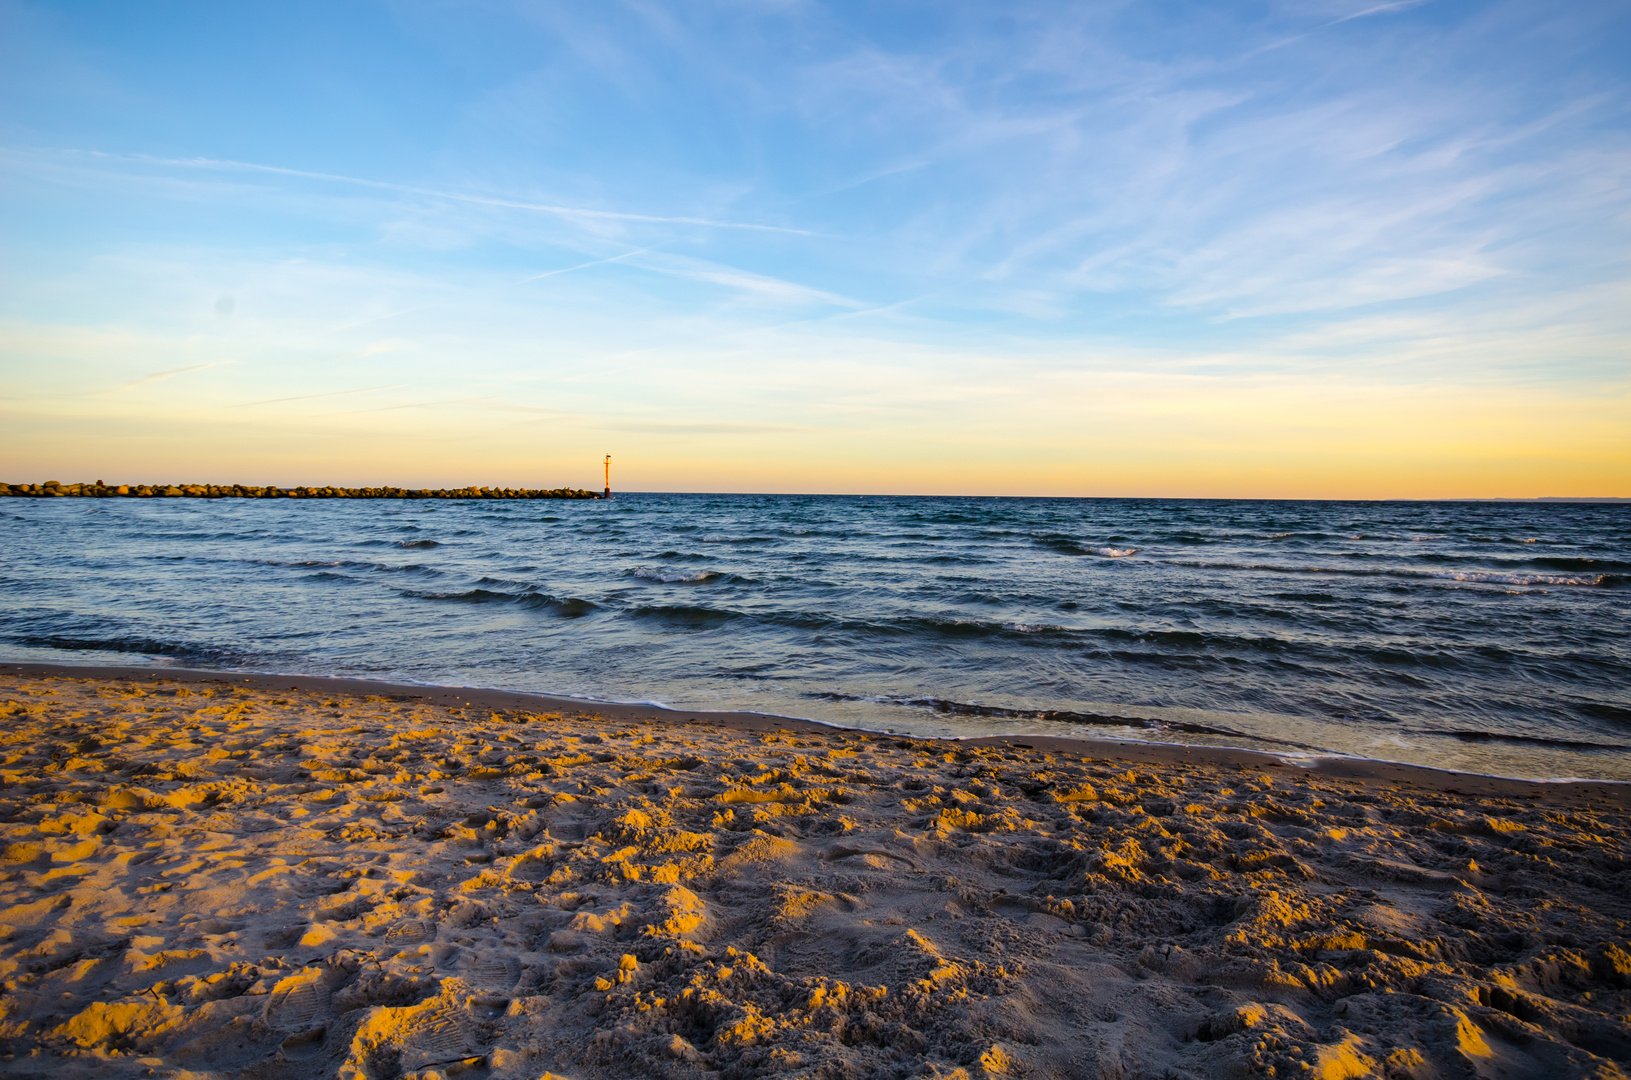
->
[399,588,597,617]
[631,566,723,584]
[1032,534,1086,555]
[401,587,515,603]
[903,616,1071,640]
[1436,729,1629,753]
[609,603,1432,655]
[475,575,535,589]
[1528,556,1629,572]
[520,594,599,617]
[622,603,740,627]
[1088,627,1312,659]
[1577,702,1631,728]
[1163,559,1623,588]
[1032,534,1139,558]
[124,530,271,543]
[808,693,1312,748]
[1401,569,1622,588]
[1406,552,1630,573]
[608,605,1110,645]
[239,557,443,578]
[395,539,439,549]
[13,633,246,666]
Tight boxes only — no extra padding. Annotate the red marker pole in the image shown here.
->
[603,455,611,499]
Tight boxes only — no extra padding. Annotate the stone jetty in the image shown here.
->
[0,480,603,499]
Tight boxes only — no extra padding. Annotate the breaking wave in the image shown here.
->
[630,566,724,584]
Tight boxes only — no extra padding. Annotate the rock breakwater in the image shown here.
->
[0,480,603,499]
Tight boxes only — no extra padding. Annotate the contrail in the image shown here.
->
[77,150,813,235]
[514,246,662,285]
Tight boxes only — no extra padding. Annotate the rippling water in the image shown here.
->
[2,494,1627,779]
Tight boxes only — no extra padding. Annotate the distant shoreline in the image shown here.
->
[0,481,603,499]
[1458,496,1631,503]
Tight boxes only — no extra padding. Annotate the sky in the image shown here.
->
[1,0,1628,498]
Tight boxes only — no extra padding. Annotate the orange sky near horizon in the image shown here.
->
[4,362,1625,500]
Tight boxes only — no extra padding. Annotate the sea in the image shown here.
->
[2,493,1627,781]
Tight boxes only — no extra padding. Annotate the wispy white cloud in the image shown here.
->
[1329,1,1431,26]
[65,150,814,236]
[514,247,662,285]
[762,1,1630,328]
[122,361,231,389]
[609,420,814,435]
[316,310,418,337]
[616,251,866,309]
[232,384,406,408]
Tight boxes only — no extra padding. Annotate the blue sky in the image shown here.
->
[1,0,1627,495]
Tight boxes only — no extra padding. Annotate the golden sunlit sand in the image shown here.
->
[2,667,1629,1079]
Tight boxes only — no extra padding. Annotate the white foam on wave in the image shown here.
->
[1094,547,1139,558]
[631,566,720,584]
[1429,569,1603,587]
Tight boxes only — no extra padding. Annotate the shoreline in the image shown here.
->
[6,661,1625,806]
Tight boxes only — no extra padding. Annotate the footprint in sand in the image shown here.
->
[264,971,331,1029]
[460,952,521,990]
[401,1004,476,1064]
[385,919,432,945]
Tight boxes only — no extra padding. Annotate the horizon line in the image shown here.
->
[4,481,1627,504]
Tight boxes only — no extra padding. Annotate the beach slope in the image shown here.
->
[1,669,1628,1079]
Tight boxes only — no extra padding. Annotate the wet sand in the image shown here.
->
[1,664,1628,1078]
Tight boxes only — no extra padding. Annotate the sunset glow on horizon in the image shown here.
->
[2,1,1627,499]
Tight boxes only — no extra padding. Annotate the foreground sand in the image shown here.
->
[1,669,1629,1080]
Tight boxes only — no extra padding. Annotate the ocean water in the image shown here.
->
[1,494,1627,780]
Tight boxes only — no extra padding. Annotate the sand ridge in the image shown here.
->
[1,671,1628,1079]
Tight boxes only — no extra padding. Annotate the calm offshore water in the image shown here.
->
[1,494,1627,780]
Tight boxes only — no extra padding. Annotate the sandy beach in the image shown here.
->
[1,666,1628,1080]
